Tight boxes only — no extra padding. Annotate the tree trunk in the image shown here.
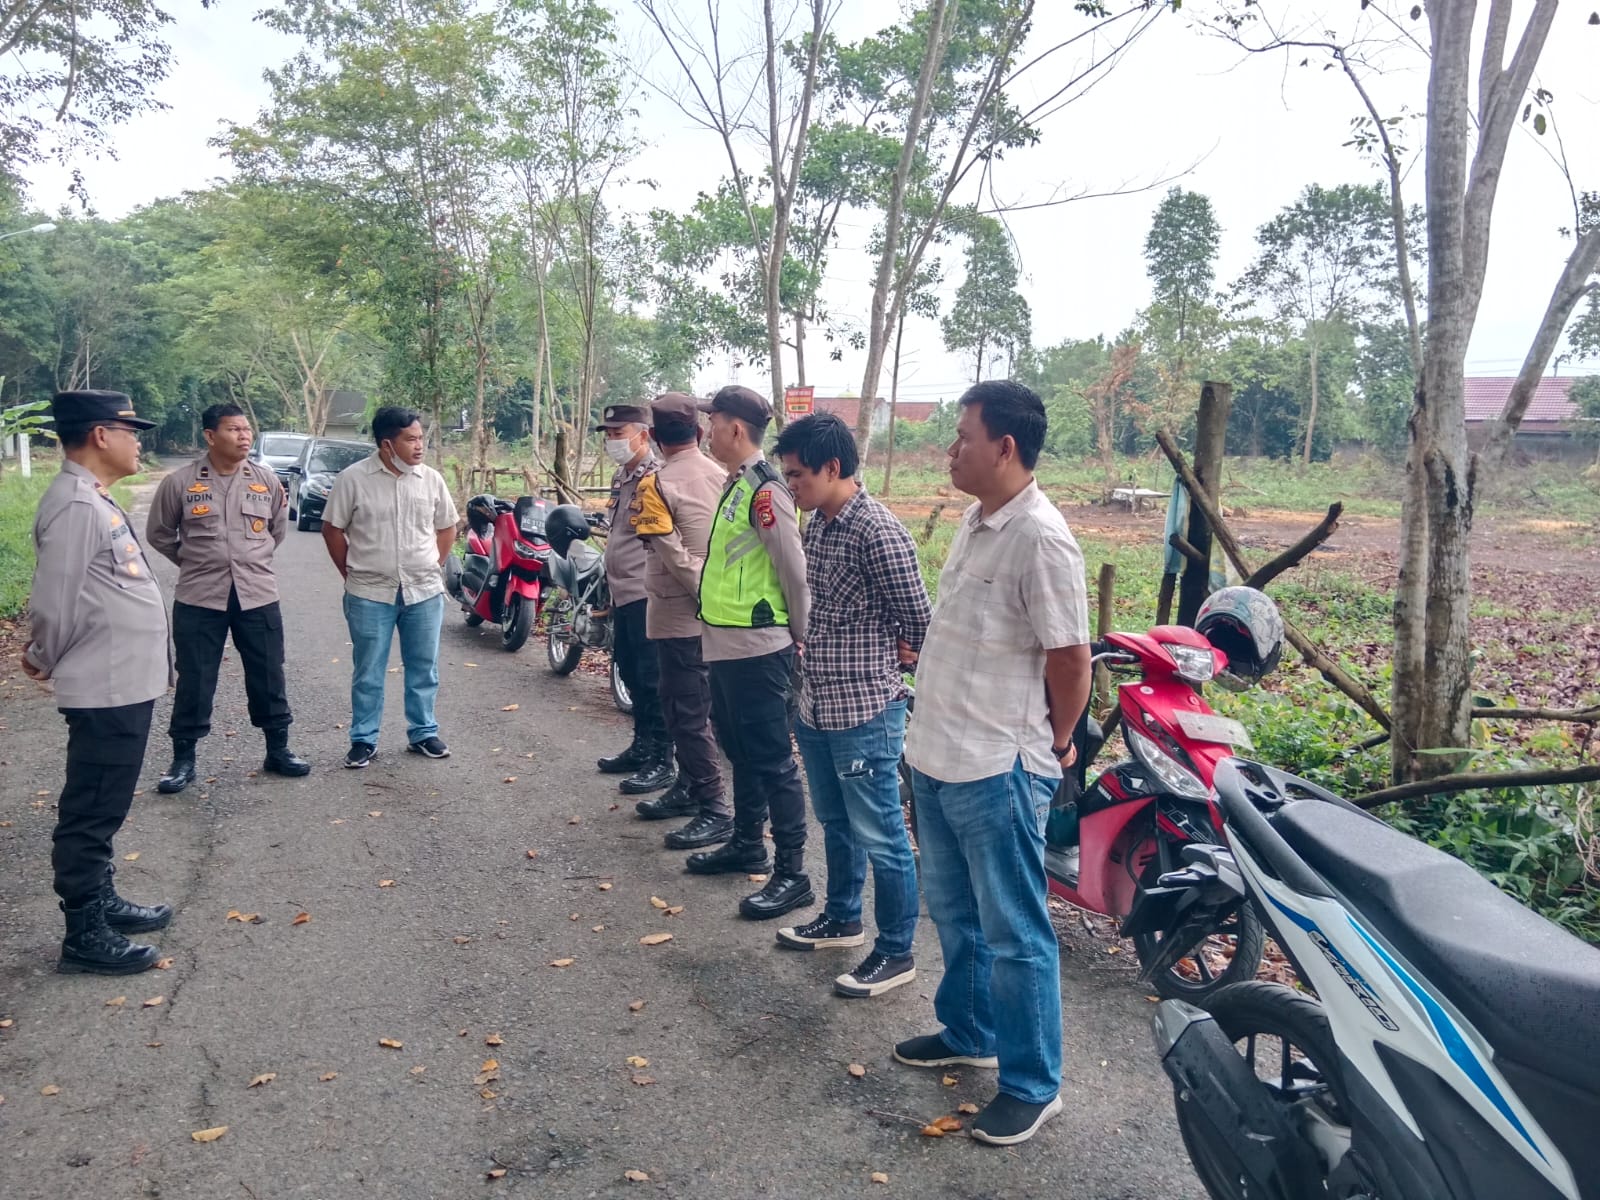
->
[882,307,907,497]
[1176,382,1232,625]
[855,0,951,453]
[1301,330,1320,466]
[793,312,807,388]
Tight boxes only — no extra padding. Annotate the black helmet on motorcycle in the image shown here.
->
[1195,586,1284,689]
[544,503,592,558]
[466,493,498,537]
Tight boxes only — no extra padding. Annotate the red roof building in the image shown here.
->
[1462,376,1577,430]
[811,396,938,429]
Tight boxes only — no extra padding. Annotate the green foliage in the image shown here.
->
[941,215,1031,381]
[0,466,51,616]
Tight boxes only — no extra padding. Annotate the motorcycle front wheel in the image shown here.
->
[1133,859,1267,1003]
[1174,981,1352,1200]
[501,595,533,652]
[610,657,633,714]
[545,596,583,675]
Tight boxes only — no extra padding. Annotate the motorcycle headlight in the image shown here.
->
[1125,722,1209,800]
[1164,643,1217,684]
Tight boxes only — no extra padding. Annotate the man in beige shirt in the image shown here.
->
[146,403,309,793]
[320,406,460,768]
[629,392,732,849]
[24,390,174,975]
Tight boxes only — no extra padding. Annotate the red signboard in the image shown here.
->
[784,386,814,416]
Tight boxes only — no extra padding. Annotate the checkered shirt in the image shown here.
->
[797,487,931,731]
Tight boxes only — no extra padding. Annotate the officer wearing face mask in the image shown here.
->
[593,403,675,795]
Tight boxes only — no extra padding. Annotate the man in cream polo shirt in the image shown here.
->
[320,406,460,768]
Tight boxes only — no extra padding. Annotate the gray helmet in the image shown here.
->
[1196,586,1284,689]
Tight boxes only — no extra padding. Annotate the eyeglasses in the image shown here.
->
[100,424,143,438]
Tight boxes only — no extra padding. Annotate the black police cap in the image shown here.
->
[50,390,157,431]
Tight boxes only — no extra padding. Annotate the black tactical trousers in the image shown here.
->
[654,635,728,818]
[708,647,806,870]
[53,700,154,905]
[169,589,291,742]
[612,598,665,745]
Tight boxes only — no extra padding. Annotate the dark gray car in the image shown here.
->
[250,432,310,485]
[286,438,371,531]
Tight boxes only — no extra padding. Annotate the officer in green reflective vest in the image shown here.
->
[684,385,814,921]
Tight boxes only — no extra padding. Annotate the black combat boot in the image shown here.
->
[99,864,173,934]
[597,737,649,775]
[739,852,814,920]
[58,898,160,975]
[684,836,772,876]
[635,778,697,820]
[664,812,734,851]
[157,740,197,794]
[619,740,677,796]
[263,728,311,777]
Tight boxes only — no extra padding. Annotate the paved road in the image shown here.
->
[0,479,1205,1200]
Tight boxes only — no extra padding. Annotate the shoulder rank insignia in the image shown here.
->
[629,473,674,536]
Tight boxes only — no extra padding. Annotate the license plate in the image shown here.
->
[520,514,542,533]
[1175,711,1253,750]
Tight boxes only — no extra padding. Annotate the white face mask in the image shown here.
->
[604,436,636,466]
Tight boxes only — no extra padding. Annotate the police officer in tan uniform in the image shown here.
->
[629,392,733,848]
[146,403,310,792]
[22,390,175,975]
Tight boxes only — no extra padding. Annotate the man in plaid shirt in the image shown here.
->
[773,412,930,999]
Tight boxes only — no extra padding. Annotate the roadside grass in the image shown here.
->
[0,456,141,618]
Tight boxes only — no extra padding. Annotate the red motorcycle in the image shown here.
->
[1044,588,1285,1002]
[444,493,552,652]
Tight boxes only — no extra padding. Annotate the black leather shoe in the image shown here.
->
[263,729,311,777]
[664,813,734,850]
[58,899,160,975]
[100,865,172,934]
[739,872,815,920]
[635,781,696,820]
[157,740,197,794]
[598,740,648,774]
[684,839,772,876]
[619,752,677,796]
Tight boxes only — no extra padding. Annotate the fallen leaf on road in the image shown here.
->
[941,1074,957,1087]
[608,803,620,811]
[480,1088,497,1099]
[143,996,164,1008]
[225,910,261,923]
[626,1056,649,1068]
[154,957,175,969]
[639,933,673,946]
[123,852,140,861]
[475,1070,499,1086]
[485,1033,504,1046]
[247,1073,276,1088]
[624,1170,649,1183]
[591,924,605,932]
[500,704,520,712]
[747,874,768,883]
[503,777,517,784]
[319,1072,338,1082]
[596,882,613,891]
[568,816,580,825]
[409,1066,426,1076]
[847,1063,866,1078]
[525,849,538,859]
[367,810,382,818]
[146,1042,162,1048]
[331,818,346,825]
[106,996,126,1007]
[549,958,575,968]
[870,1172,889,1184]
[378,1038,403,1049]
[649,896,668,910]
[291,913,311,926]
[933,1115,962,1132]
[628,1000,646,1013]
[465,662,478,668]
[40,1084,60,1096]
[630,1075,655,1086]
[569,913,580,920]
[486,1168,505,1180]
[453,936,471,945]
[665,906,684,916]
[190,1126,228,1143]
[480,1059,499,1073]
[378,880,396,888]
[957,1102,979,1115]
[919,1124,945,1138]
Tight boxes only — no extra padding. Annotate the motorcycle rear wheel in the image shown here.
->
[1175,981,1355,1199]
[1134,860,1267,1003]
[610,657,633,714]
[545,597,583,675]
[501,595,533,652]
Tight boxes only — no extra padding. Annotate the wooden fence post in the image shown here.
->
[1176,381,1233,626]
[1095,563,1116,710]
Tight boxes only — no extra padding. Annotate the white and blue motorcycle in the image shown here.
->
[1150,757,1600,1200]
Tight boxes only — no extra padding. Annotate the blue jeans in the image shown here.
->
[794,700,918,959]
[909,757,1062,1105]
[343,591,445,746]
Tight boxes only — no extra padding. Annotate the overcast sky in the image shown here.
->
[21,1,1600,405]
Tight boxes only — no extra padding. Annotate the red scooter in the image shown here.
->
[1044,598,1282,1002]
[444,493,551,652]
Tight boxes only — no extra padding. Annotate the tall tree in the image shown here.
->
[941,214,1031,381]
[1143,187,1221,353]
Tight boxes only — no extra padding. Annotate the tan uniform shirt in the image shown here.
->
[146,456,287,610]
[321,453,460,605]
[604,453,660,607]
[700,450,810,664]
[640,444,726,640]
[25,461,173,709]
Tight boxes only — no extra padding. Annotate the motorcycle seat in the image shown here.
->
[1271,798,1600,1097]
